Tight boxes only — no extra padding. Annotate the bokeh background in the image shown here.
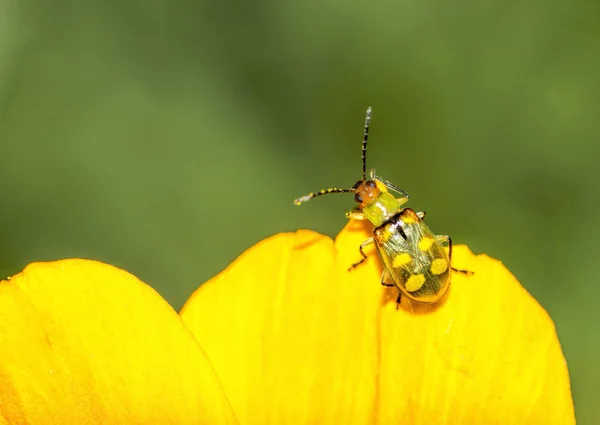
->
[1,0,598,421]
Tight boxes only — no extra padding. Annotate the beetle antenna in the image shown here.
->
[362,106,372,181]
[293,187,354,206]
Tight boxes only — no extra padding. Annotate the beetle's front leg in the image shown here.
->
[346,208,366,220]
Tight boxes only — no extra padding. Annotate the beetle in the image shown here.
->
[294,106,468,306]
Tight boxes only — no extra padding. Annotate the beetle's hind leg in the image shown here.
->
[435,234,473,275]
[395,292,402,310]
[348,237,374,271]
[395,293,415,312]
[451,267,472,275]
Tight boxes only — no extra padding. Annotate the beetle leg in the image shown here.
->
[379,270,404,310]
[452,266,473,275]
[395,196,409,208]
[435,234,450,255]
[395,292,414,312]
[346,208,366,220]
[436,234,473,275]
[380,269,394,287]
[348,237,374,270]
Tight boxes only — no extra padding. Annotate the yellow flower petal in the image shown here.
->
[0,259,237,425]
[181,221,574,425]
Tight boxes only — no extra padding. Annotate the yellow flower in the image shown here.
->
[181,221,575,424]
[0,222,575,424]
[0,260,237,424]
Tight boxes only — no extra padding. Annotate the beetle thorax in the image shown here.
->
[353,180,400,227]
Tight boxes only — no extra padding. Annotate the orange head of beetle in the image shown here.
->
[293,106,410,227]
[352,180,381,209]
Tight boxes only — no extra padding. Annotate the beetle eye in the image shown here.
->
[367,180,377,188]
[354,193,363,203]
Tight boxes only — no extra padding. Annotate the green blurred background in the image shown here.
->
[1,0,598,421]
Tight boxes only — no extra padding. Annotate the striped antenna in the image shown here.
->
[293,187,354,206]
[362,107,372,181]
